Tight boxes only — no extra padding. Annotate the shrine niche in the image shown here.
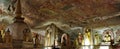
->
[61,33,71,49]
[102,29,114,45]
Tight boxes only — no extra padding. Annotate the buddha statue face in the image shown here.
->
[79,33,81,35]
[106,32,109,35]
[85,29,91,33]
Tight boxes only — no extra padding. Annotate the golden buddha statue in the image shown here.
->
[104,32,111,42]
[82,29,91,45]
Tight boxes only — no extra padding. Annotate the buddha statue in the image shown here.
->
[77,33,83,45]
[0,31,3,43]
[23,29,31,42]
[94,32,100,45]
[4,30,12,43]
[104,32,111,42]
[83,29,91,45]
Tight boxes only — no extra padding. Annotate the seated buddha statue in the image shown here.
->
[104,32,111,42]
[4,30,12,43]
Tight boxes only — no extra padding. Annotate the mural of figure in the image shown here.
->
[61,33,71,49]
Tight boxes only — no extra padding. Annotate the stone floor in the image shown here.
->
[0,45,120,49]
[0,42,120,49]
[44,45,120,49]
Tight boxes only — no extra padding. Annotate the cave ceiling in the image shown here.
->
[0,0,120,28]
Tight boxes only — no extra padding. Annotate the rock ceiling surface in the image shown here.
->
[1,0,120,28]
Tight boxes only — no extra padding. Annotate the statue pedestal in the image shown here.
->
[0,43,12,49]
[12,39,23,49]
[23,41,44,49]
[23,42,33,48]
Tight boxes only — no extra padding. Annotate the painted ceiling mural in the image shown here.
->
[0,0,120,28]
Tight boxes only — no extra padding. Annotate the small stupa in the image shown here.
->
[5,0,31,49]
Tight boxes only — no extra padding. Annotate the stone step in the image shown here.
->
[23,42,33,48]
[0,43,13,49]
[0,42,44,49]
